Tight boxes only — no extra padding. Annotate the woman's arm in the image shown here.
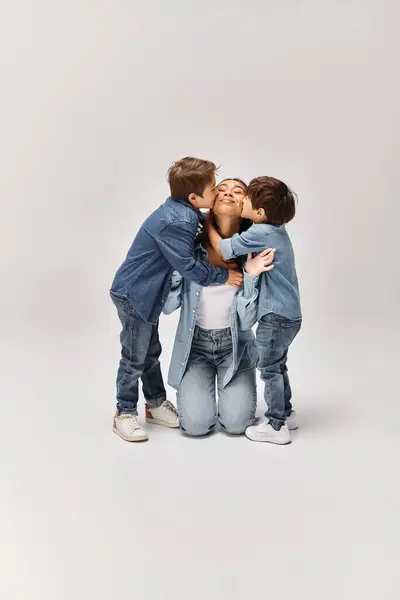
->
[162,271,184,315]
[236,250,275,330]
[204,212,225,259]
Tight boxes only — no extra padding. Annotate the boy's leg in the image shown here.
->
[141,322,167,408]
[282,358,292,416]
[256,320,286,430]
[256,315,301,430]
[142,322,179,428]
[245,315,301,444]
[282,360,298,430]
[112,295,154,415]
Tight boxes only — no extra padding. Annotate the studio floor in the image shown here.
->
[1,317,399,599]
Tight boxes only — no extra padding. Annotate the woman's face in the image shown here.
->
[213,179,246,218]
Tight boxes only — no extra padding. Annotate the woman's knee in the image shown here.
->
[220,414,254,435]
[177,379,217,437]
[218,371,257,434]
[180,418,217,437]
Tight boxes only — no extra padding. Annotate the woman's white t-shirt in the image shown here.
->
[196,284,237,330]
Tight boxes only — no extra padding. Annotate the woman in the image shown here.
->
[163,179,274,437]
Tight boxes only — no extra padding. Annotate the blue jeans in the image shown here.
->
[256,313,302,430]
[111,293,167,414]
[177,326,257,436]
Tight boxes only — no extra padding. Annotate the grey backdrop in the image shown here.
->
[1,1,399,599]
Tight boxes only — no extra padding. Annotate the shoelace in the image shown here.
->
[120,414,141,432]
[160,400,178,414]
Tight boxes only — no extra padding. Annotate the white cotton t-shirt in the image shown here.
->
[195,284,237,330]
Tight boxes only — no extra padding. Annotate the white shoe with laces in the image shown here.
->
[245,421,292,445]
[113,412,149,442]
[145,400,179,428]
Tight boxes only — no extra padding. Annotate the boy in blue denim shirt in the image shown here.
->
[110,157,243,443]
[206,176,301,445]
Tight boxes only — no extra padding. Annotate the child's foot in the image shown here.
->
[145,400,179,428]
[113,412,149,442]
[245,421,292,445]
[286,410,298,430]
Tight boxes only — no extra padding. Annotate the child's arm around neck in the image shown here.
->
[220,222,275,261]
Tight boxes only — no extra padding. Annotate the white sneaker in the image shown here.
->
[145,400,179,428]
[245,421,292,445]
[286,411,298,430]
[113,412,149,442]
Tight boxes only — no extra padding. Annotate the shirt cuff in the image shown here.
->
[220,238,234,260]
[243,272,259,298]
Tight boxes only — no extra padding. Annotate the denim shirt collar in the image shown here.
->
[165,196,202,220]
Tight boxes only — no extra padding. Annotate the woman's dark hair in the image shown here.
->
[196,177,251,245]
[218,177,247,190]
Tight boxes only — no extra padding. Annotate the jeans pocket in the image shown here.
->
[280,321,301,347]
[260,314,282,328]
[111,293,129,326]
[279,317,302,329]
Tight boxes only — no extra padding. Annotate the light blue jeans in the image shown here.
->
[177,326,257,437]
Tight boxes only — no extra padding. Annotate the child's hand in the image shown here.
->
[245,249,276,277]
[226,269,244,288]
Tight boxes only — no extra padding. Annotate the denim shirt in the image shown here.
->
[111,197,228,324]
[220,223,301,321]
[163,246,260,390]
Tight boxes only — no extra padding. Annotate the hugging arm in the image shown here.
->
[156,222,228,286]
[220,225,273,260]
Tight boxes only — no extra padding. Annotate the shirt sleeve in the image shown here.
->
[235,272,260,330]
[220,224,270,260]
[156,221,228,286]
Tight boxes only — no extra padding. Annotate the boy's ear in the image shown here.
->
[257,207,266,220]
[188,192,198,206]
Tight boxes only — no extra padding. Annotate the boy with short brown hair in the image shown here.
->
[110,157,243,443]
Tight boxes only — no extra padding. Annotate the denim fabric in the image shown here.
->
[111,293,167,414]
[220,222,301,322]
[177,326,257,436]
[162,246,260,390]
[111,198,228,324]
[256,313,302,429]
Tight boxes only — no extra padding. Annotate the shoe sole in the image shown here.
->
[113,426,149,442]
[245,433,292,445]
[145,418,180,429]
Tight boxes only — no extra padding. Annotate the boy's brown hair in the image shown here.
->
[167,157,217,200]
[247,176,297,225]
